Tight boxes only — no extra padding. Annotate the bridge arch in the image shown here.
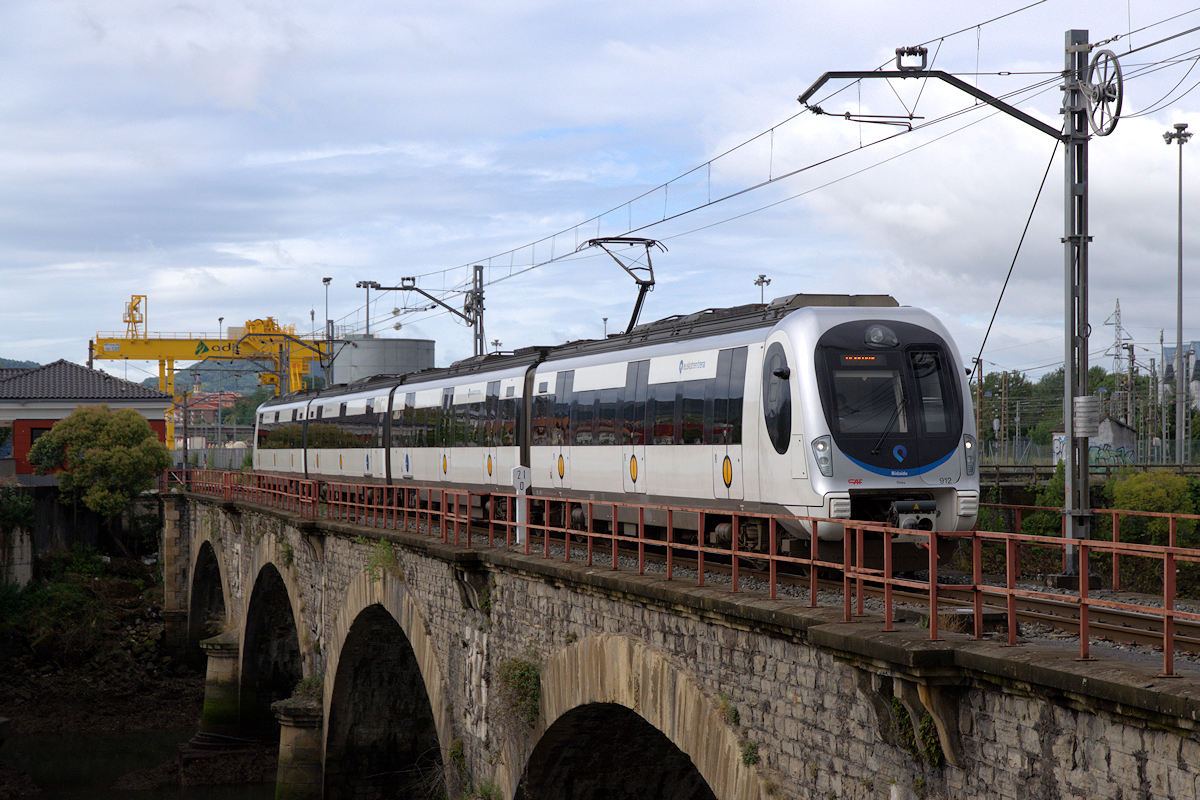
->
[323,570,455,797]
[240,561,304,734]
[186,539,229,659]
[504,633,766,800]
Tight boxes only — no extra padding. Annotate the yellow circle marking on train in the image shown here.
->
[442,454,448,474]
[722,455,733,488]
[557,454,565,479]
[487,455,493,476]
[629,454,638,483]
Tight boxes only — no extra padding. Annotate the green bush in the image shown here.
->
[1105,470,1199,594]
[1109,470,1196,545]
[1022,462,1065,536]
[495,657,541,730]
[0,484,34,532]
[0,579,114,665]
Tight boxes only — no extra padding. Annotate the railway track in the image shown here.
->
[289,500,1200,657]
[502,523,1200,655]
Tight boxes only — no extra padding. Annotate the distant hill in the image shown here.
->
[0,357,40,369]
[139,359,324,394]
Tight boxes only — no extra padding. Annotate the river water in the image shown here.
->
[1,729,273,799]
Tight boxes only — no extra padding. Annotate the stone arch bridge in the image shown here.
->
[161,492,1200,799]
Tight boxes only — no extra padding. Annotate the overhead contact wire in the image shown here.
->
[973,139,1061,371]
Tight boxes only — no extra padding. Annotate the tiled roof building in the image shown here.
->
[0,360,172,484]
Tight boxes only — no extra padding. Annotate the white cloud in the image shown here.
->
[2,0,1200,387]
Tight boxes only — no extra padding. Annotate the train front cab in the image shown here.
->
[765,312,979,567]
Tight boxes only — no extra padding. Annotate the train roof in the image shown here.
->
[543,293,898,361]
[259,293,898,408]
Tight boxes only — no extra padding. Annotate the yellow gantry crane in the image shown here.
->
[89,296,331,443]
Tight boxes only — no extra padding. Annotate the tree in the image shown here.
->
[28,405,170,519]
[221,386,272,426]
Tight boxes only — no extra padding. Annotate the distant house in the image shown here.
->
[0,360,172,485]
[1050,415,1138,465]
[1160,342,1200,411]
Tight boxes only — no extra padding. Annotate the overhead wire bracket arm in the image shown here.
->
[390,277,475,325]
[797,69,1064,141]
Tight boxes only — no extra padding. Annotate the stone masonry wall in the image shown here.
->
[183,496,1200,800]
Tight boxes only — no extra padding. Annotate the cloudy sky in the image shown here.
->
[4,1,1200,385]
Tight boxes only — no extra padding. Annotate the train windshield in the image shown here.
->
[815,321,962,472]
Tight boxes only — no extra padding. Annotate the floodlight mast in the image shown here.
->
[578,237,666,334]
[798,32,1122,582]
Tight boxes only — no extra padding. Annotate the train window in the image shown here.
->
[532,396,550,446]
[439,389,454,447]
[500,397,519,445]
[553,371,573,446]
[472,400,486,446]
[910,351,948,434]
[650,381,677,444]
[486,381,500,447]
[708,351,729,444]
[573,389,595,445]
[414,407,432,447]
[622,361,648,445]
[680,379,705,444]
[728,347,747,444]
[832,366,907,435]
[400,408,410,447]
[455,403,470,446]
[596,388,619,445]
[762,342,792,454]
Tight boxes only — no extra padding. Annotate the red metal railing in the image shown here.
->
[982,501,1200,591]
[171,471,1200,676]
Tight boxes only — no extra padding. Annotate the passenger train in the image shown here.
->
[253,293,979,564]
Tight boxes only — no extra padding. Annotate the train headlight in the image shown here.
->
[963,434,977,475]
[864,324,899,348]
[811,435,833,477]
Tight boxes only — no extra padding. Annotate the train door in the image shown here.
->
[712,347,748,501]
[757,334,796,501]
[484,381,500,487]
[391,391,416,482]
[552,371,572,490]
[439,388,454,484]
[621,360,648,494]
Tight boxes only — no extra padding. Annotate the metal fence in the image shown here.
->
[171,448,250,471]
[167,470,1200,677]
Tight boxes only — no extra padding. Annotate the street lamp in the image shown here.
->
[356,280,381,336]
[217,317,224,449]
[322,276,333,386]
[755,274,771,303]
[602,317,608,337]
[1165,122,1192,464]
[322,277,332,340]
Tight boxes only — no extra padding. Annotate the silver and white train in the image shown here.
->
[253,293,979,563]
